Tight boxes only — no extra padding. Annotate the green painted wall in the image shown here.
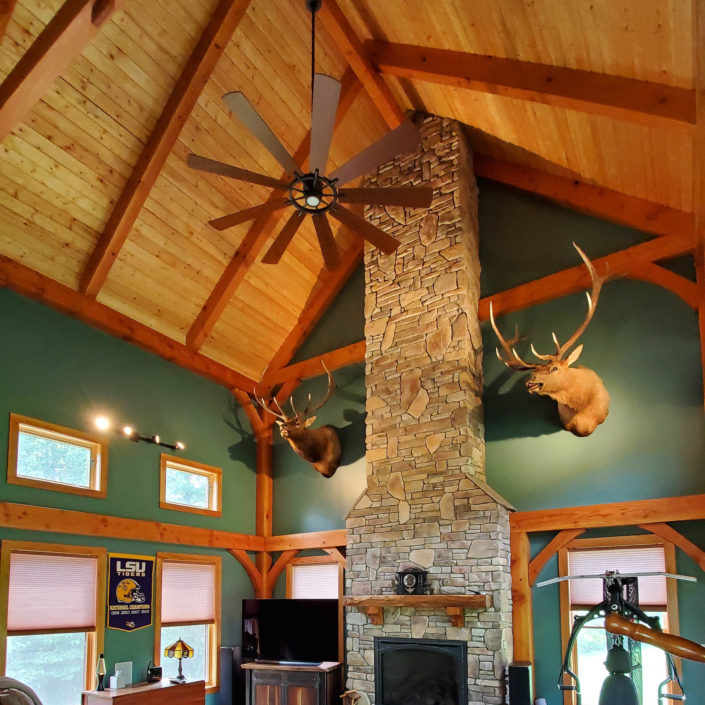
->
[0,290,256,694]
[269,181,705,701]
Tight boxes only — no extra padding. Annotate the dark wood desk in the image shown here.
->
[242,662,342,705]
[83,680,205,705]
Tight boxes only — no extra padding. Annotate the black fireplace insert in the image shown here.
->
[374,636,468,705]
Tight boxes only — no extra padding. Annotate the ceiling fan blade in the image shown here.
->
[338,186,433,208]
[328,120,421,186]
[187,154,290,191]
[209,197,290,231]
[312,213,341,270]
[222,92,301,176]
[328,204,400,255]
[261,210,306,264]
[309,73,342,174]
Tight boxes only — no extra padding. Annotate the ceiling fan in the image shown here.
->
[187,0,433,270]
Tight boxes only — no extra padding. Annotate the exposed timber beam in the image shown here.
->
[695,0,705,407]
[369,41,696,131]
[0,0,18,40]
[0,255,255,391]
[186,69,362,351]
[265,340,365,386]
[265,529,347,552]
[474,155,695,240]
[265,239,364,374]
[0,0,123,143]
[627,263,698,309]
[79,0,253,297]
[510,494,705,533]
[527,529,585,586]
[479,234,695,320]
[0,501,263,550]
[639,523,705,573]
[319,1,404,130]
[228,549,263,594]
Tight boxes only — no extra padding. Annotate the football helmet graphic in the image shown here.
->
[116,578,146,604]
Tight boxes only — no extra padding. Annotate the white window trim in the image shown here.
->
[159,454,222,517]
[0,540,107,689]
[7,413,108,498]
[154,552,221,693]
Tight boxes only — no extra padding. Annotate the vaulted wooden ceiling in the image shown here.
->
[1,0,702,395]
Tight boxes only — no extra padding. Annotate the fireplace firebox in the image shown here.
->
[374,637,468,705]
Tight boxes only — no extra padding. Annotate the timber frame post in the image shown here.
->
[509,493,705,673]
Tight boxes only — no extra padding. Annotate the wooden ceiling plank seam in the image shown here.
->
[0,0,18,41]
[78,0,253,298]
[0,0,125,143]
[369,41,696,131]
[694,0,705,408]
[185,68,362,351]
[480,233,696,320]
[319,0,404,130]
[265,238,364,375]
[474,154,695,240]
[626,263,698,309]
[0,253,256,390]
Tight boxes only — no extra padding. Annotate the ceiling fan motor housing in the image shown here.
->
[290,171,338,214]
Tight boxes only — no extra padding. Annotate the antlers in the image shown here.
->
[252,363,336,422]
[490,243,607,367]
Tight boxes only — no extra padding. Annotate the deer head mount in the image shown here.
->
[489,244,610,437]
[254,365,342,478]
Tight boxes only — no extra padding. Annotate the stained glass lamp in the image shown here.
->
[164,638,194,683]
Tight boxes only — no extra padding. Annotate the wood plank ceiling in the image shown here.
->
[0,0,699,391]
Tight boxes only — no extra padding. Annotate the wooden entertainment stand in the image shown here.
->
[241,662,342,705]
[82,680,204,705]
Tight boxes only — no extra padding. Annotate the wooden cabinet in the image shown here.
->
[242,662,342,705]
[83,680,205,705]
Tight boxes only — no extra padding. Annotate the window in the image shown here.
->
[7,414,108,498]
[159,455,222,516]
[286,555,344,660]
[0,541,106,705]
[155,554,220,692]
[559,536,679,705]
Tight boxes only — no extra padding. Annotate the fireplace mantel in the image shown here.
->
[344,594,492,627]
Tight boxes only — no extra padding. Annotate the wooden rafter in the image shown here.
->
[0,0,18,40]
[264,239,364,375]
[265,549,300,594]
[319,1,404,130]
[639,522,705,572]
[479,233,695,320]
[323,547,346,568]
[265,529,347,552]
[627,264,698,309]
[266,340,365,386]
[185,69,362,351]
[369,41,696,131]
[528,528,585,586]
[229,549,263,594]
[695,0,705,407]
[0,0,124,143]
[474,155,695,241]
[79,0,253,297]
[0,255,255,391]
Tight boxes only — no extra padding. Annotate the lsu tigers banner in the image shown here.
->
[107,553,154,632]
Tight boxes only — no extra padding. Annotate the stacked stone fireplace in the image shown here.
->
[344,116,513,705]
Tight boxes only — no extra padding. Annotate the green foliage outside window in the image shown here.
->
[6,632,86,705]
[164,467,210,509]
[160,624,208,682]
[17,432,91,487]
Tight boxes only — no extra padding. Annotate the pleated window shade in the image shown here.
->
[290,563,339,599]
[161,561,216,625]
[8,552,98,632]
[568,546,667,606]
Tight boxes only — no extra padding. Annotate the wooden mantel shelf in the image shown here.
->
[343,594,492,627]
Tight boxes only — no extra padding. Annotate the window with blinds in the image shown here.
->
[156,555,220,690]
[567,545,667,607]
[289,560,340,599]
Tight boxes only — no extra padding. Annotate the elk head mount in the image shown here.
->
[254,365,342,478]
[489,244,610,437]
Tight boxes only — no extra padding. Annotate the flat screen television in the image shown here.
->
[242,598,339,664]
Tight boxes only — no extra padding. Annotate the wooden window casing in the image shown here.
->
[7,413,108,498]
[558,534,680,705]
[154,553,221,693]
[159,454,222,517]
[286,555,344,662]
[0,540,107,689]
